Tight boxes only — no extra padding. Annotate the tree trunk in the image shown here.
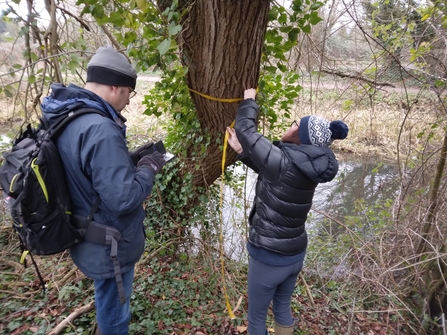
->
[178,0,270,187]
[417,129,447,330]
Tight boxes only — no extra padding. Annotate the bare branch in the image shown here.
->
[320,68,396,87]
[48,301,95,335]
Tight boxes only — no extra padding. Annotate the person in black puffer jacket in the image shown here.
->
[227,88,349,335]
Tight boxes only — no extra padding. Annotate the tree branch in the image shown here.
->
[48,301,95,335]
[320,68,395,88]
[99,25,124,56]
[56,6,91,31]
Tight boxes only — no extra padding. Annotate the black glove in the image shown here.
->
[130,142,154,166]
[137,151,165,174]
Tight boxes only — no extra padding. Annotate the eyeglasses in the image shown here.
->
[128,87,137,99]
[290,120,299,128]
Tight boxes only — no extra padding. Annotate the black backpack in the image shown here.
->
[0,107,126,303]
[0,108,104,255]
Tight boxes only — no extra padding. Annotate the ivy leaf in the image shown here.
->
[309,12,323,25]
[157,39,171,55]
[7,320,21,330]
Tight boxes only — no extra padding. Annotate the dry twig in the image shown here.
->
[48,301,95,335]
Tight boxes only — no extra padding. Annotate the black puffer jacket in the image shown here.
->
[235,99,339,255]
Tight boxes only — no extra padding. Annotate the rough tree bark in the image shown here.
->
[161,0,271,188]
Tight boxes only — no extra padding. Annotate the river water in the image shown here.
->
[217,154,399,262]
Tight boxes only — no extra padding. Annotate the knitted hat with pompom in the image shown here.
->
[298,116,349,147]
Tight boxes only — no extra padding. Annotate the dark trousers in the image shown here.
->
[247,253,305,335]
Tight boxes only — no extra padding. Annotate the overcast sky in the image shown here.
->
[1,0,51,22]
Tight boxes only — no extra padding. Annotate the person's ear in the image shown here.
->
[282,127,300,145]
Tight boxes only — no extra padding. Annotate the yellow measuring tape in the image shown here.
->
[189,86,259,319]
[220,120,236,319]
[188,88,244,103]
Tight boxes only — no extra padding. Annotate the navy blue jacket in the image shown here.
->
[41,84,154,279]
[235,99,339,255]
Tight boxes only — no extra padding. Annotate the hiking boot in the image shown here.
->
[274,323,294,335]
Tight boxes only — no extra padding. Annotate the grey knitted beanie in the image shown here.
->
[87,46,137,89]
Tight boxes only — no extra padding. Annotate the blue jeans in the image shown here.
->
[247,255,305,335]
[94,267,135,335]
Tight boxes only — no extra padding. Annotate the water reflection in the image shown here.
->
[218,155,399,261]
[311,158,398,223]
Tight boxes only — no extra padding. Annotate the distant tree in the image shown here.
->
[362,0,436,70]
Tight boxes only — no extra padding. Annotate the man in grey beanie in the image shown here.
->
[227,88,348,335]
[40,46,165,335]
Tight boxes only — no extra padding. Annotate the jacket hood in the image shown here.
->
[279,142,338,183]
[41,83,126,131]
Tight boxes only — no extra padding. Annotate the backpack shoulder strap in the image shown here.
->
[48,108,109,139]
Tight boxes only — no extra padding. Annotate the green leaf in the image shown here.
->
[168,22,182,36]
[278,13,287,24]
[12,63,22,69]
[109,12,124,25]
[28,74,36,84]
[30,52,38,62]
[157,39,171,55]
[283,40,297,49]
[274,51,287,61]
[292,0,302,11]
[435,79,445,88]
[302,24,311,33]
[421,13,430,22]
[309,12,323,25]
[279,26,292,33]
[265,66,277,73]
[6,320,20,330]
[91,4,105,19]
[268,7,278,21]
[136,0,149,11]
[68,61,78,73]
[5,87,13,98]
[288,27,300,42]
[277,63,287,72]
[310,2,322,10]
